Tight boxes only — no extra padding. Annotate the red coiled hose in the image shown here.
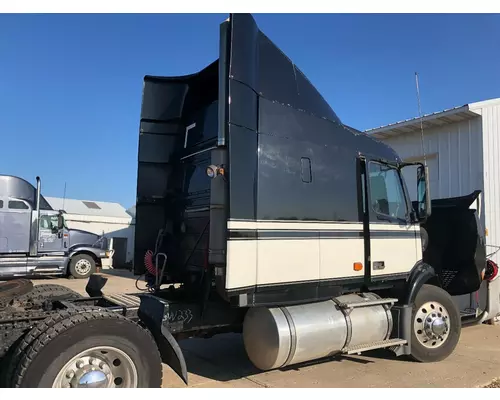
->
[144,250,157,276]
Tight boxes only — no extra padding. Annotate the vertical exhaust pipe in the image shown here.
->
[35,176,41,246]
[35,176,41,212]
[30,176,41,256]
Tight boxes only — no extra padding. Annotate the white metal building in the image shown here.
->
[45,197,135,269]
[366,97,500,266]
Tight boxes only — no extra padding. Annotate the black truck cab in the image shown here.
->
[133,13,487,371]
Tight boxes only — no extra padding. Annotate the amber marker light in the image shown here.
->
[354,262,363,271]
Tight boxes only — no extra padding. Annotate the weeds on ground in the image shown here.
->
[484,378,500,388]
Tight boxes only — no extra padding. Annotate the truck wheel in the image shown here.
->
[410,284,460,363]
[12,284,82,309]
[69,254,96,279]
[12,311,162,388]
[3,307,100,388]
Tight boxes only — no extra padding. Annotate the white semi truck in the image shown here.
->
[0,13,498,388]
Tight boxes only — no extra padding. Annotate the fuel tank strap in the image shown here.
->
[331,298,353,351]
[383,303,394,340]
[281,307,298,368]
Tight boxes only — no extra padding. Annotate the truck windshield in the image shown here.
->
[368,162,408,221]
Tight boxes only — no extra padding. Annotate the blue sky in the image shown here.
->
[0,13,499,207]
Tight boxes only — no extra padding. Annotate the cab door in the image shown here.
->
[38,213,64,253]
[364,160,421,280]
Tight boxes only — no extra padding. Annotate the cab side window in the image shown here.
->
[39,215,59,232]
[8,200,29,210]
[40,215,51,230]
[368,162,407,221]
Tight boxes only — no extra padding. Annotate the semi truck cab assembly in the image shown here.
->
[0,13,499,388]
[0,175,112,280]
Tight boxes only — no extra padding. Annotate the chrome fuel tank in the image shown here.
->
[242,293,393,371]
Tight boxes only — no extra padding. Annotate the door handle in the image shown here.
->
[373,261,385,270]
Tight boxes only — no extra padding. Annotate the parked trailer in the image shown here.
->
[1,13,500,388]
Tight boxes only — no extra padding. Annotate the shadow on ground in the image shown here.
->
[100,268,136,279]
[177,333,411,384]
[178,334,259,382]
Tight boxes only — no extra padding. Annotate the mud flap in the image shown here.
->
[137,294,188,385]
[157,325,188,385]
[85,274,108,297]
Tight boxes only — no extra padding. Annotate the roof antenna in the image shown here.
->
[415,72,427,167]
[62,182,67,212]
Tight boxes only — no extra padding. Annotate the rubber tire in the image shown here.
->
[12,311,163,388]
[409,284,461,363]
[13,284,82,309]
[68,254,96,279]
[2,307,99,388]
[0,326,29,387]
[3,307,103,387]
[0,279,34,303]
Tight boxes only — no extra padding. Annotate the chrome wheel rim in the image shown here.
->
[414,301,450,349]
[74,259,92,276]
[52,346,138,388]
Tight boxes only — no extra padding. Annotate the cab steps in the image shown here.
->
[343,338,407,355]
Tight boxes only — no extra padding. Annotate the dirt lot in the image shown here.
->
[31,271,500,388]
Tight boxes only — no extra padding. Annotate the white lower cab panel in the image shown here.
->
[319,232,365,282]
[225,220,420,290]
[225,238,258,290]
[256,237,320,286]
[369,223,421,277]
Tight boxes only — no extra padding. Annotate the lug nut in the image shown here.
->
[99,362,105,369]
[66,370,75,379]
[76,360,84,369]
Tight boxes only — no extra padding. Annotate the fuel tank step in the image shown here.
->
[343,338,407,355]
[335,297,398,310]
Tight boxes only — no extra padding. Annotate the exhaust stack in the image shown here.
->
[35,176,41,211]
[30,176,41,256]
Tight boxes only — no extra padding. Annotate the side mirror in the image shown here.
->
[417,164,431,220]
[57,213,64,230]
